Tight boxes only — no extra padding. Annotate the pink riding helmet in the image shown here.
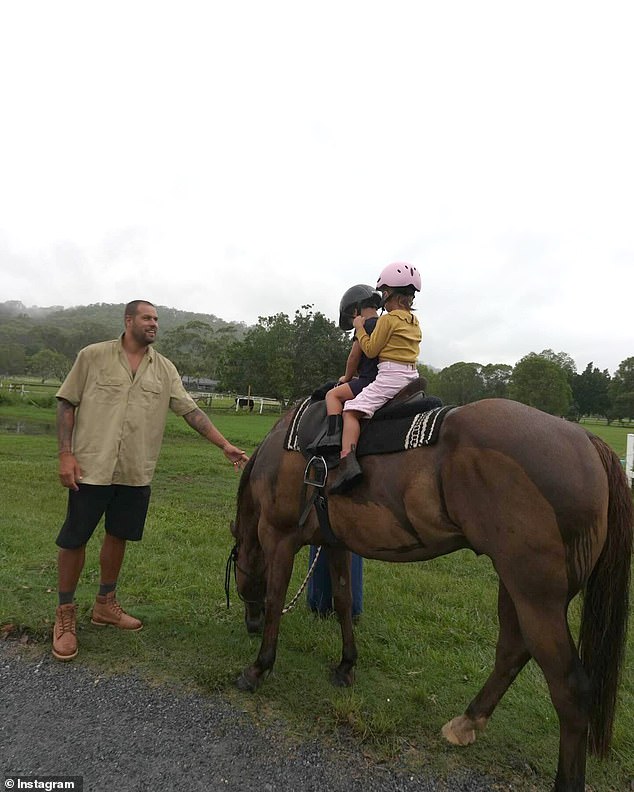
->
[376,262,421,292]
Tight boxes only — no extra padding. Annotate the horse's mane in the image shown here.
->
[236,405,299,503]
[236,444,259,503]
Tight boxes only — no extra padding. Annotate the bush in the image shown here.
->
[28,394,57,408]
[0,391,20,406]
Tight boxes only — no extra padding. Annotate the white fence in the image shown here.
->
[186,390,283,414]
[626,433,634,489]
[234,395,283,414]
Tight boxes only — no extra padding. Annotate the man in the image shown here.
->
[52,300,248,661]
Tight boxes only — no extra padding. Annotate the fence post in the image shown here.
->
[626,433,634,489]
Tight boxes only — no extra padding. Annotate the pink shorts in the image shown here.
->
[343,360,419,418]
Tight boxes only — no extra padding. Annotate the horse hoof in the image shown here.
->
[246,621,263,636]
[441,716,477,746]
[330,667,354,688]
[236,671,259,692]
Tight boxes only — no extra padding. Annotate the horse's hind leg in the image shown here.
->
[513,598,590,792]
[442,580,530,745]
[443,576,590,789]
[327,548,357,687]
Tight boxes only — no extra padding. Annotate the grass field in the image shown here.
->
[1,401,632,791]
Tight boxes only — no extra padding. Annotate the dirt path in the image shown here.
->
[0,641,505,792]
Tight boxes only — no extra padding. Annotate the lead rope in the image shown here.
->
[282,545,322,614]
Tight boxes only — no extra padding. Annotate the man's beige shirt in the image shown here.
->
[57,338,198,486]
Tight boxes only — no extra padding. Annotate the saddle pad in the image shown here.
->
[357,404,454,455]
[285,397,313,452]
[285,399,454,456]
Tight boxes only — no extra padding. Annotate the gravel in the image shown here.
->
[0,640,506,792]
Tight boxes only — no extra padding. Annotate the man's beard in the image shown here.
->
[132,326,156,346]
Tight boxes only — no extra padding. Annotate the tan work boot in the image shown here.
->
[91,592,143,631]
[52,603,78,661]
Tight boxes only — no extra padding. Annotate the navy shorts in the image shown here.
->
[349,376,374,397]
[56,483,152,549]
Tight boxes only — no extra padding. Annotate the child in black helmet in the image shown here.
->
[319,284,382,450]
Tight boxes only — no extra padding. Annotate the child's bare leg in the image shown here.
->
[326,384,354,416]
[341,411,362,457]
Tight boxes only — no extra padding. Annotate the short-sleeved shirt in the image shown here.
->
[57,337,198,486]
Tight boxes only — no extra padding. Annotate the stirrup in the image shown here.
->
[304,455,328,488]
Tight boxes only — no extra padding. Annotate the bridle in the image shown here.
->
[224,539,323,615]
[224,541,262,608]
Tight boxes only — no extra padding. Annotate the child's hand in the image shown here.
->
[353,315,366,330]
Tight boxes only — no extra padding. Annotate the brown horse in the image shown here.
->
[228,398,632,792]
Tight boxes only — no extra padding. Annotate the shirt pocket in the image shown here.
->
[94,375,125,403]
[139,378,163,405]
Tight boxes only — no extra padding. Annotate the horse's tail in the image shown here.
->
[579,434,633,757]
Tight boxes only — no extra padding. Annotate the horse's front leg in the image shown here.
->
[327,547,357,687]
[237,531,296,692]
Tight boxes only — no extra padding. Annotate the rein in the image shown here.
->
[282,545,321,615]
[224,544,239,608]
[224,542,322,615]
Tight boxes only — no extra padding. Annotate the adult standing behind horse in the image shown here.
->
[52,299,249,662]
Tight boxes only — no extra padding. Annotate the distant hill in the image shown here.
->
[0,300,249,337]
[0,300,65,320]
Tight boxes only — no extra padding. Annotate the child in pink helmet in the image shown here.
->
[329,262,422,494]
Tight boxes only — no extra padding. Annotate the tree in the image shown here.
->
[218,314,295,400]
[539,349,577,382]
[26,348,72,382]
[416,363,439,394]
[480,364,513,398]
[509,353,572,415]
[217,307,348,402]
[572,362,611,418]
[0,343,26,375]
[421,362,510,404]
[290,305,349,399]
[434,362,484,405]
[607,356,634,422]
[157,321,227,378]
[0,301,247,376]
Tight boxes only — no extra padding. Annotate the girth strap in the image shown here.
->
[299,456,342,546]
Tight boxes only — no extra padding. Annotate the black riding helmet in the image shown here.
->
[338,284,382,331]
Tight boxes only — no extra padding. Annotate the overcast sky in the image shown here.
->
[1,1,632,374]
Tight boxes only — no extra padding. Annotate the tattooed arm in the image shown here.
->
[56,398,82,490]
[182,408,249,467]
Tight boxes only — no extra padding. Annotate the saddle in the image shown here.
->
[288,377,446,464]
[287,378,452,546]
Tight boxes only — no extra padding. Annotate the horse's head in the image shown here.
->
[227,452,266,635]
